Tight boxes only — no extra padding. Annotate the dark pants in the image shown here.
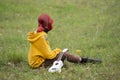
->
[42,52,81,68]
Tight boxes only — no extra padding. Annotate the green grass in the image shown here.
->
[0,0,120,80]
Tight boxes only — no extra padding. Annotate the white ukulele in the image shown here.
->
[48,48,69,73]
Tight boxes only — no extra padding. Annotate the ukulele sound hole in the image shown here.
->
[55,63,58,65]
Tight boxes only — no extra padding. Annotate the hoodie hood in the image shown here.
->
[27,31,47,43]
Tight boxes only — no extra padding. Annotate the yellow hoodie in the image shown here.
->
[27,31,61,68]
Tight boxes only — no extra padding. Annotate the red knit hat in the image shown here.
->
[37,14,53,32]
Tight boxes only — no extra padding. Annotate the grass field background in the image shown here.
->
[0,0,120,80]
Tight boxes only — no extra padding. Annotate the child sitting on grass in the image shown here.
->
[27,14,101,68]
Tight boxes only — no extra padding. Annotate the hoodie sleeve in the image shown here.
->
[40,35,61,59]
